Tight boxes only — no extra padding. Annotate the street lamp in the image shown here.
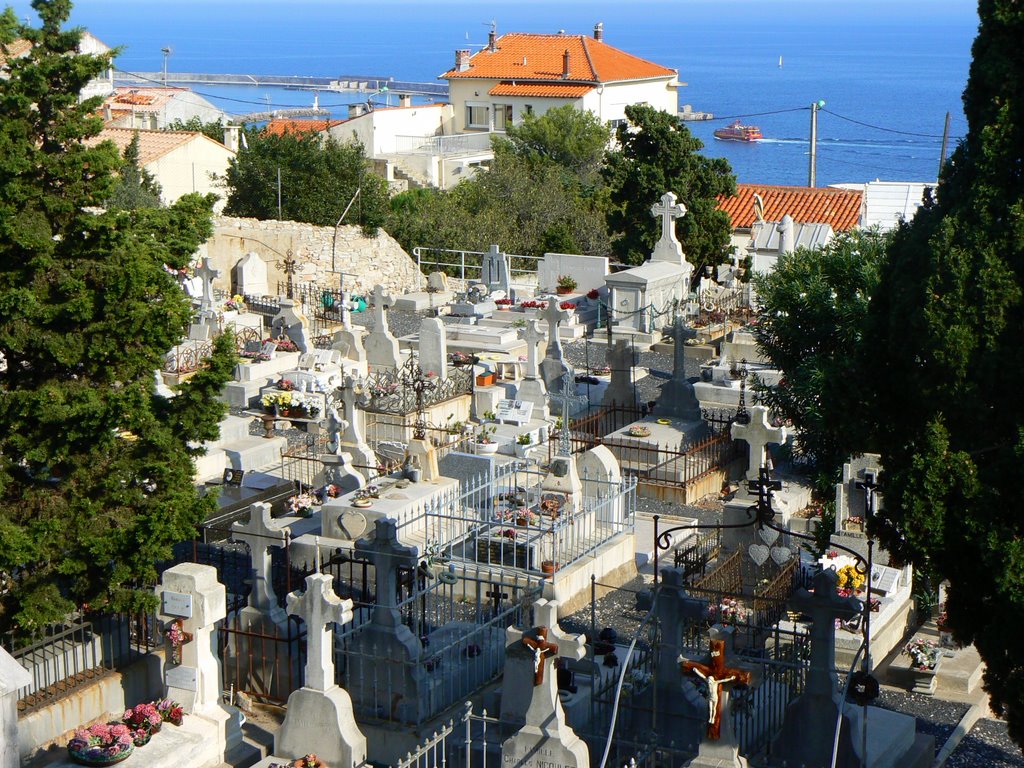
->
[161,47,171,87]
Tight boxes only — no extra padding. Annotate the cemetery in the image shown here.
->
[0,190,998,768]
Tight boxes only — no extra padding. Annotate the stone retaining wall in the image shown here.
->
[205,217,426,297]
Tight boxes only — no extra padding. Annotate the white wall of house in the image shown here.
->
[328,104,453,155]
[78,31,114,102]
[578,78,678,124]
[145,137,234,212]
[114,92,226,131]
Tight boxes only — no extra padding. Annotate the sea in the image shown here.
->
[12,0,980,188]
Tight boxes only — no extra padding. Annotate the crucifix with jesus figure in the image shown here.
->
[681,638,751,740]
[521,626,559,687]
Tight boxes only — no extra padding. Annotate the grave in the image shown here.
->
[193,413,287,481]
[194,257,220,327]
[270,297,312,354]
[365,284,403,371]
[655,316,702,421]
[500,601,589,768]
[538,252,609,295]
[230,502,289,628]
[480,243,513,297]
[393,271,455,312]
[417,316,449,379]
[601,339,639,408]
[321,405,366,492]
[515,319,549,420]
[275,569,367,768]
[234,251,268,296]
[538,300,576,397]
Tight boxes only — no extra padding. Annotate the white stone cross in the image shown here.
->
[505,598,585,682]
[357,518,418,627]
[195,257,220,315]
[521,319,546,380]
[340,289,352,331]
[231,502,288,621]
[651,192,686,245]
[731,404,788,481]
[541,299,571,361]
[551,370,587,455]
[324,404,349,455]
[286,572,354,691]
[371,284,396,336]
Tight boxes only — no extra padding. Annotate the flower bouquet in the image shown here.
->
[287,493,319,517]
[905,639,941,671]
[123,702,162,746]
[836,564,865,593]
[627,425,651,438]
[67,723,134,766]
[292,755,324,768]
[155,699,185,726]
[274,337,299,352]
[224,294,246,312]
[709,596,750,625]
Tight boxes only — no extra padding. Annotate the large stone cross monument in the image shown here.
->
[231,502,288,627]
[650,191,688,265]
[731,405,788,481]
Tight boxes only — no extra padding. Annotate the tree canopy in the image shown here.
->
[604,104,736,272]
[222,129,389,233]
[0,0,234,631]
[107,131,162,210]
[861,0,1024,746]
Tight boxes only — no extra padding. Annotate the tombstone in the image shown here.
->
[234,251,268,296]
[364,284,401,370]
[331,323,366,365]
[680,630,756,768]
[426,271,450,293]
[501,599,588,768]
[195,257,220,324]
[276,571,367,768]
[601,339,639,408]
[271,297,311,354]
[538,300,574,394]
[650,192,688,266]
[418,317,448,379]
[405,437,439,483]
[188,323,211,342]
[577,445,623,526]
[731,405,787,482]
[771,569,861,768]
[159,563,227,714]
[0,647,31,768]
[653,568,708,706]
[516,319,549,419]
[337,375,377,470]
[231,502,289,628]
[322,405,365,492]
[834,453,883,529]
[655,316,702,421]
[480,243,512,296]
[347,519,424,722]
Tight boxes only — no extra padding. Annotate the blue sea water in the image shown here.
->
[11,0,979,187]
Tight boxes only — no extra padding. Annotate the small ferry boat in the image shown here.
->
[713,120,763,142]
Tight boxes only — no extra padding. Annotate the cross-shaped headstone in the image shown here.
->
[506,598,585,687]
[651,192,687,244]
[551,370,588,454]
[339,289,352,331]
[371,284,395,336]
[195,257,220,317]
[324,404,348,455]
[231,502,288,620]
[731,404,787,481]
[681,637,752,740]
[541,299,571,362]
[356,518,418,628]
[521,319,546,380]
[790,568,862,700]
[654,567,708,695]
[286,572,354,692]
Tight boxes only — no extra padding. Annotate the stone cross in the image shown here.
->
[654,567,707,697]
[371,284,395,335]
[505,598,585,695]
[286,572,354,692]
[651,192,687,243]
[357,518,418,628]
[195,257,220,318]
[336,374,375,468]
[340,289,352,331]
[790,568,861,700]
[521,319,546,380]
[682,638,752,740]
[731,405,788,481]
[541,299,571,362]
[324,404,348,455]
[551,370,588,455]
[230,502,288,623]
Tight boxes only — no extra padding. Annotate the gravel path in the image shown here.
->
[947,719,1024,767]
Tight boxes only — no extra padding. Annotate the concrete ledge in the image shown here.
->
[543,533,638,616]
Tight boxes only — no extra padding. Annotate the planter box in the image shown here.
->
[909,657,941,695]
[476,372,496,387]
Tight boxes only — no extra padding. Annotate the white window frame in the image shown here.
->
[465,102,490,130]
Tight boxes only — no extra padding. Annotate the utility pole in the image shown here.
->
[161,47,171,87]
[808,99,825,187]
[276,167,282,220]
[938,111,952,178]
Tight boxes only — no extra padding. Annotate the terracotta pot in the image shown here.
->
[476,373,496,387]
[556,286,573,295]
[541,560,558,575]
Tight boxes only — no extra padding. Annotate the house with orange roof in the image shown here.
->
[439,24,679,134]
[86,128,235,212]
[2,31,113,101]
[100,86,226,131]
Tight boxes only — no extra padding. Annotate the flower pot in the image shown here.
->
[556,286,573,295]
[68,745,134,767]
[514,443,531,458]
[476,373,496,387]
[516,516,528,527]
[132,731,152,748]
[476,441,499,455]
[540,560,558,575]
[908,659,941,695]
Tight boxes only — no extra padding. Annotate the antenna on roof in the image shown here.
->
[483,20,497,52]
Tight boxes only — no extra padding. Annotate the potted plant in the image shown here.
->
[67,723,135,766]
[556,275,577,295]
[495,298,514,310]
[292,755,325,768]
[586,288,600,301]
[483,410,497,422]
[904,638,942,693]
[155,700,184,727]
[476,370,496,387]
[474,426,499,455]
[515,433,532,458]
[122,702,162,746]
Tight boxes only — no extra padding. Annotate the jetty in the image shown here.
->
[679,104,714,121]
[114,71,449,98]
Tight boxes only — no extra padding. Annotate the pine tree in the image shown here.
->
[0,1,235,631]
[108,131,163,210]
[866,0,1024,745]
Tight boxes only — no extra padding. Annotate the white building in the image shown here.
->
[0,31,114,101]
[439,24,680,134]
[831,180,933,231]
[100,86,226,131]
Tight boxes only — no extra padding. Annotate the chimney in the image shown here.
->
[455,49,471,72]
[348,103,365,118]
[487,25,497,52]
[562,49,571,79]
[223,124,240,152]
[594,22,604,42]
[399,94,412,108]
[103,104,112,122]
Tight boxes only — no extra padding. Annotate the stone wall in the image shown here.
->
[205,217,426,297]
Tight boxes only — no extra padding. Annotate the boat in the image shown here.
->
[713,119,763,142]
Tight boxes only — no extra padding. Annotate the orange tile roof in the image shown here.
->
[489,82,594,98]
[103,87,189,112]
[0,38,32,68]
[85,128,210,165]
[441,33,675,84]
[717,184,863,231]
[263,118,346,137]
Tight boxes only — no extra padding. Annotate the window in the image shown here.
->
[466,104,490,129]
[494,104,513,130]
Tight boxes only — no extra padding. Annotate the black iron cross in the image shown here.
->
[734,358,750,425]
[276,249,298,299]
[747,466,783,528]
[403,362,436,440]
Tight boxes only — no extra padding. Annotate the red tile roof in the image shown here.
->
[489,82,594,98]
[85,128,222,165]
[441,33,675,84]
[717,184,863,231]
[0,38,32,68]
[263,118,345,137]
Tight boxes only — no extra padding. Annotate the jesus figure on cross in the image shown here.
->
[681,638,751,740]
[521,626,559,687]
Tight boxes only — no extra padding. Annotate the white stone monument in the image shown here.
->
[649,191,688,265]
[731,405,787,482]
[516,319,549,419]
[418,317,448,379]
[364,284,401,371]
[234,251,269,297]
[230,502,288,628]
[0,646,30,768]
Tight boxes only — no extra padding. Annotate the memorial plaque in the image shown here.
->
[162,590,194,619]
[165,664,198,691]
[495,399,534,425]
[870,565,901,595]
[222,468,245,487]
[261,341,278,359]
[298,353,318,370]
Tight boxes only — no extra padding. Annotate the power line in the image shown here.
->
[706,106,810,122]
[821,107,965,140]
